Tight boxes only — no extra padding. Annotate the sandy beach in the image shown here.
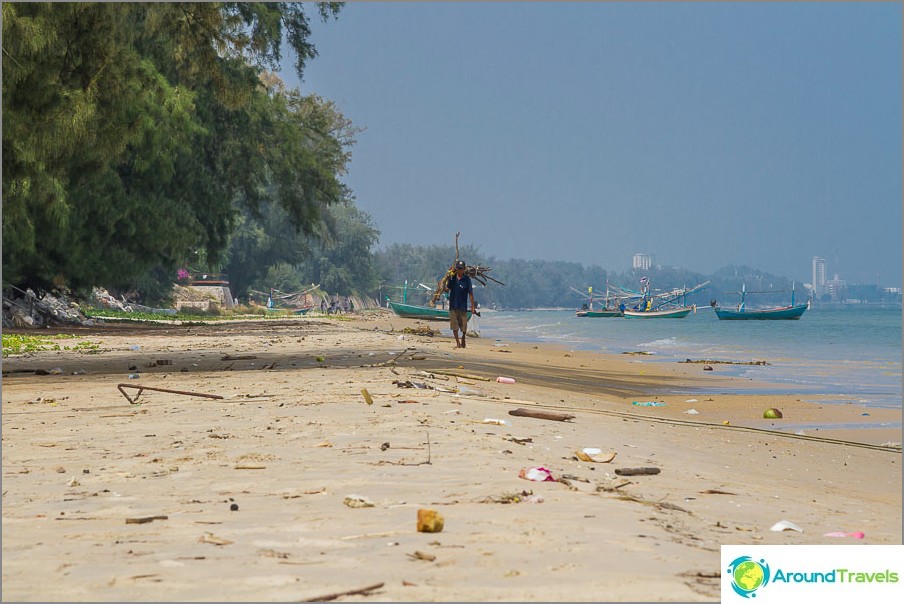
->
[2,311,901,602]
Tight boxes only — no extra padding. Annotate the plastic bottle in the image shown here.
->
[496,376,516,384]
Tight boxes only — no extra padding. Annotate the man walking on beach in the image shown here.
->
[447,259,476,348]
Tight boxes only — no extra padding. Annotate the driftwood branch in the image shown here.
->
[508,408,575,422]
[300,582,385,602]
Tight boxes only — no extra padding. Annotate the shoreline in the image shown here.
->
[1,313,901,601]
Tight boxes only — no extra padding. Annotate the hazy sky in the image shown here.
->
[279,2,902,286]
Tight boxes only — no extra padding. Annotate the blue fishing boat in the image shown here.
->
[712,283,810,320]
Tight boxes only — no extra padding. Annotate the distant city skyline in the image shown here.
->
[279,2,901,287]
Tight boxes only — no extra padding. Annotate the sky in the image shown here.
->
[279,2,902,287]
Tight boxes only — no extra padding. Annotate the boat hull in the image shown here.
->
[389,301,470,321]
[623,306,694,319]
[714,303,808,320]
[576,309,623,318]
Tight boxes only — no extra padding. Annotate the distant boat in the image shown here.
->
[712,283,810,320]
[572,282,625,317]
[623,306,695,319]
[621,279,708,319]
[389,300,471,321]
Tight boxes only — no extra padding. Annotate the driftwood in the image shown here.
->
[508,408,575,422]
[300,582,385,602]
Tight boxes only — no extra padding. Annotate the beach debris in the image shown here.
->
[455,386,487,397]
[632,401,665,407]
[685,409,700,415]
[198,532,234,546]
[518,467,556,482]
[401,326,438,337]
[770,520,804,533]
[128,373,140,379]
[703,365,713,371]
[361,388,374,405]
[700,489,737,495]
[480,418,511,426]
[380,442,390,451]
[315,440,333,448]
[416,508,444,533]
[125,515,168,524]
[432,369,490,381]
[393,380,430,389]
[508,408,575,422]
[116,383,224,405]
[763,408,783,419]
[723,420,731,425]
[398,399,421,404]
[479,490,541,504]
[614,467,661,476]
[230,503,239,511]
[344,495,375,508]
[824,531,865,539]
[682,358,769,366]
[496,376,516,384]
[301,582,385,602]
[685,399,698,403]
[407,551,436,562]
[234,464,266,470]
[574,448,616,463]
[316,356,325,363]
[221,354,257,361]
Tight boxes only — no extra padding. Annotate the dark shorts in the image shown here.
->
[449,309,468,332]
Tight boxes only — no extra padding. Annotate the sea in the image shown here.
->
[473,306,903,419]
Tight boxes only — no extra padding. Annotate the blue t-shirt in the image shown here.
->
[448,274,473,311]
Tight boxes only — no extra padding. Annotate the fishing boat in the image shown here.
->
[572,283,624,317]
[622,279,709,319]
[387,280,470,321]
[623,306,695,319]
[712,283,810,320]
[388,300,473,321]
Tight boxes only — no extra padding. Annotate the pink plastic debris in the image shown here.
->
[824,531,865,539]
[518,467,555,482]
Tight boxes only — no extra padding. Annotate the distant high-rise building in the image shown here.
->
[633,253,653,271]
[812,256,827,296]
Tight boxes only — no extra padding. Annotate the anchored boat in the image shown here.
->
[712,283,810,320]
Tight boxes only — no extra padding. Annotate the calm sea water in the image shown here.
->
[474,306,902,410]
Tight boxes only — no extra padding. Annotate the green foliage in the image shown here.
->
[226,201,380,299]
[2,333,100,356]
[3,2,346,297]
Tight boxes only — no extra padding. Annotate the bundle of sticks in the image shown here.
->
[428,232,505,307]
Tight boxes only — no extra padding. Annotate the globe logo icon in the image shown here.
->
[727,556,771,598]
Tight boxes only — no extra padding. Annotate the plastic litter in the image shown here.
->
[128,373,140,379]
[632,401,666,407]
[824,531,865,539]
[770,520,804,533]
[575,448,616,463]
[685,409,700,415]
[518,467,555,482]
[496,376,516,384]
[417,508,444,533]
[344,495,375,508]
[482,418,512,426]
[361,388,373,405]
